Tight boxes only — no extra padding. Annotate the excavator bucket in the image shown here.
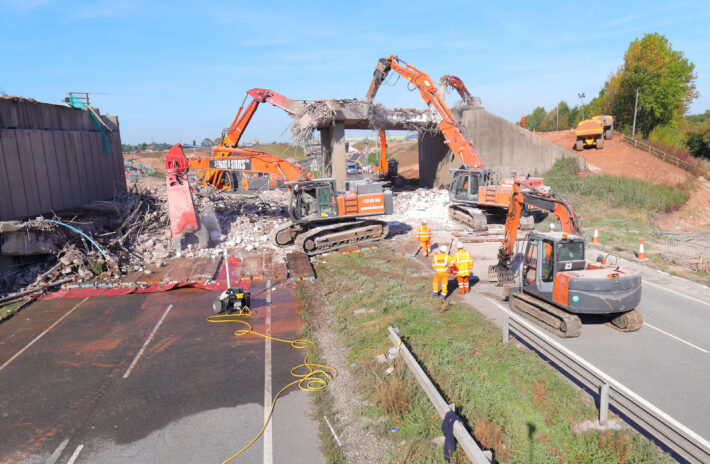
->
[366,58,392,102]
[165,144,199,237]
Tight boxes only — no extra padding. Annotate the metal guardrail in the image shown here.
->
[496,301,710,464]
[387,327,492,463]
[619,134,710,178]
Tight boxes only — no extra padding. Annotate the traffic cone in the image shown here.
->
[592,227,599,244]
[637,239,646,261]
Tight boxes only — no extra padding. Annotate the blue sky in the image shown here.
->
[1,0,709,145]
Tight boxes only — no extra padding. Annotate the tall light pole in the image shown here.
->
[578,93,586,121]
[631,88,639,138]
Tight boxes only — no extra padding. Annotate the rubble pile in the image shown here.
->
[2,185,294,297]
[390,188,453,227]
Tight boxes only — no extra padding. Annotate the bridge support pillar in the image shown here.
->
[320,122,347,189]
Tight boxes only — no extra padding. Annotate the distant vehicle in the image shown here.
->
[347,161,361,174]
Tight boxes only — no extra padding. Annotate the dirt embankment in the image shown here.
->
[536,131,690,184]
[537,131,710,230]
[390,140,419,179]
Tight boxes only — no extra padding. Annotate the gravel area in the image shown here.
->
[310,301,394,463]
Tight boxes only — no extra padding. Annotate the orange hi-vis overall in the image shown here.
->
[432,252,452,296]
[453,249,473,294]
[417,224,432,256]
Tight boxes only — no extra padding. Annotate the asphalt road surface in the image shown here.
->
[462,275,710,443]
[408,246,710,443]
[0,281,324,464]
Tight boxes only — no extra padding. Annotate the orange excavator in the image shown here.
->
[201,88,303,190]
[366,55,545,231]
[165,142,393,255]
[490,182,643,337]
[373,129,402,184]
[439,75,479,106]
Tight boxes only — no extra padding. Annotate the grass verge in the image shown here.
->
[297,249,672,463]
[296,284,347,464]
[539,158,709,286]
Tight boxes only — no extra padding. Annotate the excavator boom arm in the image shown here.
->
[502,183,580,255]
[166,144,312,184]
[366,55,483,169]
[220,88,303,150]
[439,75,476,106]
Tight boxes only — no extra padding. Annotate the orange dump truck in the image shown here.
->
[592,115,614,140]
[574,119,605,150]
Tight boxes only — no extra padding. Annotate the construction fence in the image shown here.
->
[660,235,710,272]
[620,134,710,178]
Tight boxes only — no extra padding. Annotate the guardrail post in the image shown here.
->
[599,383,609,425]
[503,316,509,344]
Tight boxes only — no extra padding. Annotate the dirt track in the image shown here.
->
[536,130,690,185]
[537,130,710,230]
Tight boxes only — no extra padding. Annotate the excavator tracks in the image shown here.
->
[509,290,583,338]
[609,309,643,332]
[448,204,534,232]
[271,223,304,247]
[273,220,389,256]
[448,204,488,231]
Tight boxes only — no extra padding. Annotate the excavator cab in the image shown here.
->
[449,168,494,203]
[291,180,338,221]
[522,232,587,300]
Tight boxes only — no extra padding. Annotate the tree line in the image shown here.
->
[520,33,708,159]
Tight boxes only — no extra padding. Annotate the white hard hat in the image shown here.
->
[549,223,556,230]
[440,245,447,253]
[422,220,427,224]
[457,243,463,249]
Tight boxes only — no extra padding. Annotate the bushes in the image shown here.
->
[544,158,689,213]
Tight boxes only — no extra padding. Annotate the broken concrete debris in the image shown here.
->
[0,184,292,297]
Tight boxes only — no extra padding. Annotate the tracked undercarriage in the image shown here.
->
[448,203,534,232]
[508,289,643,338]
[272,219,389,256]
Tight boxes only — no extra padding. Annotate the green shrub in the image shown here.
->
[544,158,688,213]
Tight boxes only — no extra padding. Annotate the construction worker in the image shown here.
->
[453,243,473,294]
[242,174,249,191]
[417,220,432,256]
[432,245,452,299]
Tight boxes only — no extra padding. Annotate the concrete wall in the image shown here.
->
[0,97,126,220]
[422,107,586,188]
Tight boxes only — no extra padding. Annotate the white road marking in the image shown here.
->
[0,297,89,373]
[264,280,273,464]
[486,297,710,449]
[45,437,70,464]
[122,304,173,379]
[66,444,83,464]
[644,322,709,354]
[644,280,710,308]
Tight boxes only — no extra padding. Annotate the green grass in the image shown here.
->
[538,158,710,286]
[298,250,672,464]
[296,284,347,464]
[252,143,308,161]
[544,158,689,213]
[1,300,27,320]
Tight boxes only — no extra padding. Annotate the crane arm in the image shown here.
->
[439,75,476,106]
[501,182,580,255]
[166,144,312,184]
[366,55,483,169]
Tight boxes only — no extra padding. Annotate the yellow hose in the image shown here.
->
[206,313,337,463]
